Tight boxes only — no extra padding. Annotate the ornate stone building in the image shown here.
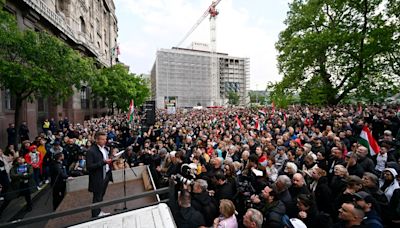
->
[0,0,118,147]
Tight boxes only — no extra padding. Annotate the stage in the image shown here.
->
[45,166,159,228]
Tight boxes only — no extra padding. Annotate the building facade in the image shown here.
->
[151,47,249,108]
[0,0,118,147]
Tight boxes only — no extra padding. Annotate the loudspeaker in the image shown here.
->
[143,101,155,126]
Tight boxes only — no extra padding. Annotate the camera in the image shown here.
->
[171,173,194,186]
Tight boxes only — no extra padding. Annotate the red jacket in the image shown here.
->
[24,152,43,171]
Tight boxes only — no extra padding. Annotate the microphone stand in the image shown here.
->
[114,156,128,212]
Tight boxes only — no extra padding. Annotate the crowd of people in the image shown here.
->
[1,105,400,228]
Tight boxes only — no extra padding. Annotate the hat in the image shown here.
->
[53,140,60,145]
[170,151,177,157]
[384,130,392,136]
[277,146,285,151]
[28,145,37,152]
[294,138,302,147]
[354,191,376,204]
[383,167,398,177]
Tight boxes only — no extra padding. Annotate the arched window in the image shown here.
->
[80,17,86,33]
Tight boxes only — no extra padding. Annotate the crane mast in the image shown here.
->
[209,1,219,106]
[176,0,222,106]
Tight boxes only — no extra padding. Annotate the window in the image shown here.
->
[104,29,108,45]
[93,96,98,109]
[80,87,89,109]
[4,89,16,110]
[80,16,86,33]
[37,96,47,112]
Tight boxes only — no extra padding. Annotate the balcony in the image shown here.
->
[23,0,110,67]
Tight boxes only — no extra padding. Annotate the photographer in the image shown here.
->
[212,170,236,204]
[250,185,286,228]
[10,157,34,212]
[168,179,206,228]
[191,179,218,227]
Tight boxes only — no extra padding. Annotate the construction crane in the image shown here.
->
[176,0,222,106]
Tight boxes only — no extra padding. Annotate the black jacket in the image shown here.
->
[215,181,236,203]
[175,207,206,228]
[314,176,333,214]
[347,163,365,178]
[168,180,205,228]
[263,200,286,228]
[191,191,218,227]
[50,160,68,189]
[86,145,113,193]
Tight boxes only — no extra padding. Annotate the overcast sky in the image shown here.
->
[115,0,290,90]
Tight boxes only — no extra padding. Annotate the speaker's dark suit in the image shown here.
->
[86,144,113,217]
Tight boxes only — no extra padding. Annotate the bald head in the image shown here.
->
[356,146,368,158]
[292,173,305,187]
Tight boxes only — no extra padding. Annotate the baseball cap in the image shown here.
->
[28,145,37,152]
[277,146,285,151]
[353,191,376,204]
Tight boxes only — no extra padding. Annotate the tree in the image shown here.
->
[274,0,400,105]
[249,91,266,105]
[91,64,150,114]
[0,3,96,127]
[227,91,240,106]
[267,82,297,108]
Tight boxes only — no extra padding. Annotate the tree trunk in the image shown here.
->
[14,96,23,142]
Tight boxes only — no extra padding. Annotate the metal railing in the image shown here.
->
[0,187,169,228]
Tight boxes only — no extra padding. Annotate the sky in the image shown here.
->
[115,0,291,90]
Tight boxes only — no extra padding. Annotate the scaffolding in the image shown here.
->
[151,48,249,108]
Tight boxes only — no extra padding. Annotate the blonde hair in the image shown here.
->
[220,199,236,218]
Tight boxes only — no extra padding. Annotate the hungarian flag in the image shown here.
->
[258,110,266,116]
[359,126,380,156]
[254,118,261,131]
[235,116,243,129]
[127,100,134,123]
[112,45,120,56]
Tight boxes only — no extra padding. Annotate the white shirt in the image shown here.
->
[375,153,387,172]
[98,145,110,173]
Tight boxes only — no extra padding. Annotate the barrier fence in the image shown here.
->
[0,187,169,228]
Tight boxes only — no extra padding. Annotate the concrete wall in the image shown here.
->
[66,165,149,193]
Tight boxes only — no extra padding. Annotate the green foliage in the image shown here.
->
[299,75,332,105]
[91,64,150,113]
[227,91,240,106]
[275,0,400,105]
[267,82,297,108]
[249,91,267,105]
[0,6,96,125]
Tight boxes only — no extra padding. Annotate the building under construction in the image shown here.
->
[151,44,250,108]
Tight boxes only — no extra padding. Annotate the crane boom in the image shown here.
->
[176,0,222,47]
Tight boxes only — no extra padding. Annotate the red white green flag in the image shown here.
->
[359,126,380,156]
[235,116,243,129]
[128,100,134,123]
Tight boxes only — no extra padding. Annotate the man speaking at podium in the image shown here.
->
[87,131,113,217]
